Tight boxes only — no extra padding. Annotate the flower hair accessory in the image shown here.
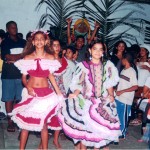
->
[31,29,49,36]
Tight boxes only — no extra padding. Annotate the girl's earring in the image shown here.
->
[101,54,104,57]
[89,55,92,60]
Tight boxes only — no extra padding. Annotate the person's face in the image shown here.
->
[52,41,61,55]
[7,23,18,36]
[65,49,74,60]
[140,47,147,57]
[32,33,47,49]
[117,43,125,53]
[89,43,104,60]
[76,38,84,49]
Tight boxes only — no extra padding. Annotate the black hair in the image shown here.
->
[122,52,138,79]
[127,44,140,60]
[66,46,76,54]
[139,47,149,60]
[112,40,127,55]
[6,21,17,29]
[85,40,108,62]
[0,29,6,39]
[26,31,32,40]
[17,33,23,39]
[76,35,85,41]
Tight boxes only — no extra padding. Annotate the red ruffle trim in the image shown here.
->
[54,57,68,74]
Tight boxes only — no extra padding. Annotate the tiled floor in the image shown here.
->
[0,119,149,149]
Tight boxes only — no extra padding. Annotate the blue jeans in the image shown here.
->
[116,99,131,137]
[2,79,23,102]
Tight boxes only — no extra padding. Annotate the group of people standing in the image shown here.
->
[0,18,150,150]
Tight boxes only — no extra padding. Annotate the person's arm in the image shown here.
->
[107,87,115,102]
[66,17,72,45]
[88,21,100,45]
[116,85,138,96]
[69,89,81,99]
[5,54,23,62]
[22,74,28,88]
[143,85,150,98]
[140,65,150,72]
[22,74,35,96]
[48,73,62,95]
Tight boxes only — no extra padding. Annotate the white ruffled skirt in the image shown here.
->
[10,87,62,131]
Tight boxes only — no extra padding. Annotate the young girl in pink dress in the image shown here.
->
[39,39,69,149]
[48,39,68,149]
[9,30,62,150]
[58,40,121,150]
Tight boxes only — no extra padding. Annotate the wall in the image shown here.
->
[0,0,47,39]
[0,0,149,44]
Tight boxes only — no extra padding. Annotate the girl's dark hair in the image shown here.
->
[67,46,76,54]
[122,52,138,79]
[85,40,108,62]
[112,40,127,55]
[22,31,53,57]
[50,38,63,58]
[127,44,140,60]
[138,47,149,61]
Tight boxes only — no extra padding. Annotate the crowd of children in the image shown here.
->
[0,18,150,150]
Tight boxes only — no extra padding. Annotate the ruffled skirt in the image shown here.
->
[10,87,61,131]
[58,94,121,148]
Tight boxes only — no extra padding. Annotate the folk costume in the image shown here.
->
[9,58,62,131]
[58,60,121,148]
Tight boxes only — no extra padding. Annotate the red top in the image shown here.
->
[54,57,68,75]
[27,59,50,77]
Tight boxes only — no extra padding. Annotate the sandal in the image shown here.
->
[7,124,15,132]
[129,119,142,126]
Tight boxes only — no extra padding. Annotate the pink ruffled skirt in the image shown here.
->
[58,94,121,148]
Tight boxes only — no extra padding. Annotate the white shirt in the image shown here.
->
[63,59,76,93]
[116,67,138,105]
[137,62,150,87]
[145,76,150,88]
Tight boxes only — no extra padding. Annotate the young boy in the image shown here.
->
[63,46,76,94]
[65,46,77,61]
[1,21,26,132]
[115,53,138,139]
[66,17,100,62]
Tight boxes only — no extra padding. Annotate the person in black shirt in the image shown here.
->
[66,17,100,62]
[111,40,127,75]
[1,21,26,132]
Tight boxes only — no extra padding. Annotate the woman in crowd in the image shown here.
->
[111,40,127,75]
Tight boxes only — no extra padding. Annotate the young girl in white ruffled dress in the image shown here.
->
[9,30,63,150]
[58,40,121,150]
